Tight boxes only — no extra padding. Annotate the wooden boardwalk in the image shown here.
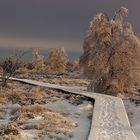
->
[10,77,138,140]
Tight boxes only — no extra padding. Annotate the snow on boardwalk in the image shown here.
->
[10,77,138,140]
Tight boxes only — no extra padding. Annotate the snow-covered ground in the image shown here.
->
[44,99,93,140]
[124,99,140,140]
[8,77,138,140]
[1,76,139,140]
[0,82,94,140]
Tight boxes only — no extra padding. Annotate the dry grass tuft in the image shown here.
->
[0,123,21,140]
[0,85,47,105]
[11,104,77,136]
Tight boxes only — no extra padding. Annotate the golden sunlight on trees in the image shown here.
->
[47,48,69,72]
[80,7,140,96]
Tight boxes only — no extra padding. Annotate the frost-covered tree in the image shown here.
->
[80,7,140,96]
[47,48,69,72]
[32,48,46,71]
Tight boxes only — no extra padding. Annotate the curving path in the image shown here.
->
[10,77,138,140]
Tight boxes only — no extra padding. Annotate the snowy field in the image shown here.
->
[124,99,140,140]
[44,99,93,140]
[0,82,94,140]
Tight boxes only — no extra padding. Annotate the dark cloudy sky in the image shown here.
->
[0,0,139,53]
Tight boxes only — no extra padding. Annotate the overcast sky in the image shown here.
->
[0,0,139,53]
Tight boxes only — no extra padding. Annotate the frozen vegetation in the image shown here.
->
[0,77,93,140]
[0,6,140,140]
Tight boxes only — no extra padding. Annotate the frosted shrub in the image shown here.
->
[32,48,46,72]
[47,48,69,72]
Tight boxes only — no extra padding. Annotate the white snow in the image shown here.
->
[44,100,93,140]
[124,99,140,140]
